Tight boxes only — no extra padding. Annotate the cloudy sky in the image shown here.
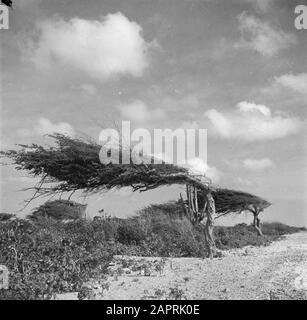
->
[0,0,306,226]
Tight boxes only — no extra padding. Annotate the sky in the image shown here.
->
[0,0,306,226]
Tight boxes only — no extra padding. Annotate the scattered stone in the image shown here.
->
[123,268,131,274]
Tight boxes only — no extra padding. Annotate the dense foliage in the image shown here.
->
[0,134,212,200]
[0,204,304,300]
[28,200,87,221]
[0,213,15,222]
[200,189,271,217]
[0,218,115,300]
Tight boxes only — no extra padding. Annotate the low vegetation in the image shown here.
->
[0,213,15,222]
[0,203,304,300]
[0,218,115,300]
[28,200,87,222]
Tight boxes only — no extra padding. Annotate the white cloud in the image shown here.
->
[205,165,221,183]
[274,73,307,95]
[243,158,274,171]
[180,95,200,109]
[80,83,97,96]
[185,157,221,183]
[237,101,271,117]
[205,101,302,141]
[18,118,75,137]
[236,177,254,187]
[35,118,75,136]
[31,13,152,80]
[0,139,8,151]
[117,100,166,123]
[244,0,275,13]
[236,12,296,57]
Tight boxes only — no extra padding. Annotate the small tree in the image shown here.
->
[180,188,270,235]
[198,189,271,236]
[28,200,87,222]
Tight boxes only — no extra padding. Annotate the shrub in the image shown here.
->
[0,219,113,300]
[28,200,87,222]
[0,213,15,222]
[214,224,271,249]
[116,219,146,245]
[261,222,306,236]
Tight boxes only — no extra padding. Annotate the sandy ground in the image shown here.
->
[56,232,307,300]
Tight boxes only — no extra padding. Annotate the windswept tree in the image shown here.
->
[0,134,212,199]
[1,134,216,252]
[1,134,271,255]
[178,186,271,256]
[201,189,271,235]
[28,200,87,222]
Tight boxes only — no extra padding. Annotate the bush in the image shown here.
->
[261,222,306,236]
[0,219,114,300]
[120,204,305,256]
[28,200,87,222]
[117,219,146,245]
[0,213,15,222]
[214,224,271,249]
[214,223,305,250]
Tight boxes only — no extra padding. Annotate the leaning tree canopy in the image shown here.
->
[0,134,213,202]
[1,134,271,217]
[202,189,271,217]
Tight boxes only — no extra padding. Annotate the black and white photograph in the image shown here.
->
[0,0,306,303]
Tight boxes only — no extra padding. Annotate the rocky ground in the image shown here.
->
[56,232,307,300]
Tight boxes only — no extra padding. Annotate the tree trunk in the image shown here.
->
[182,185,216,258]
[204,210,216,258]
[202,192,216,258]
[253,211,263,236]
